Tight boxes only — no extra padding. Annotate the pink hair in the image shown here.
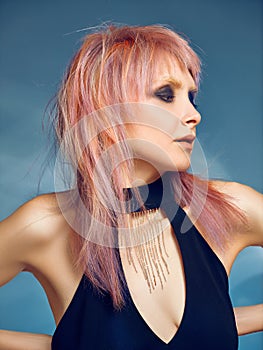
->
[48,24,247,309]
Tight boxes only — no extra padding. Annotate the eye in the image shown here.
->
[188,91,199,110]
[154,85,175,103]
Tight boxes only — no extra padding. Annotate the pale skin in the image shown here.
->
[0,60,263,348]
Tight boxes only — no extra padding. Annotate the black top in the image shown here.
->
[51,173,238,350]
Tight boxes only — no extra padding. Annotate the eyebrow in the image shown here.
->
[157,77,198,92]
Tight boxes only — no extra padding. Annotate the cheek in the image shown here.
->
[126,125,173,144]
[127,138,173,165]
[127,127,190,161]
[124,104,181,139]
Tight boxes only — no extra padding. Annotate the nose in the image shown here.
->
[181,103,201,129]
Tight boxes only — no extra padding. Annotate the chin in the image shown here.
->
[158,161,190,174]
[167,156,191,173]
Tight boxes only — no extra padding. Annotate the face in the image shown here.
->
[124,57,201,186]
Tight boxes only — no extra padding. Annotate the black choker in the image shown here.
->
[123,171,177,214]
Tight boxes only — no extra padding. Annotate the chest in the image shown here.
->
[119,221,186,343]
[52,211,239,349]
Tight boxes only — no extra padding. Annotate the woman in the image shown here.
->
[0,24,262,350]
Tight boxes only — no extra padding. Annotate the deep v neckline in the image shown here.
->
[119,173,188,345]
[118,213,188,345]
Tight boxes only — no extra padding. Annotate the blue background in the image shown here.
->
[0,0,262,349]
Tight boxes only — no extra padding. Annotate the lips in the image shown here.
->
[175,134,196,143]
[174,134,195,151]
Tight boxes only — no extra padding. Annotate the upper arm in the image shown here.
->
[213,180,263,248]
[0,193,62,286]
[234,182,263,247]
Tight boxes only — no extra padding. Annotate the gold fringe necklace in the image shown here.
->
[118,208,171,293]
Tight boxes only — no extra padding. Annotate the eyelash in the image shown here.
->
[154,86,174,103]
[154,85,199,110]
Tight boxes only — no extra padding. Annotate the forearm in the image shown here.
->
[234,304,263,335]
[0,329,52,350]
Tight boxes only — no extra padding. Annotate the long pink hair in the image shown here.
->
[48,24,247,309]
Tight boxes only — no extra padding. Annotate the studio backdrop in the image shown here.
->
[0,1,262,349]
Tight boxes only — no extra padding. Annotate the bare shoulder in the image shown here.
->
[0,191,74,285]
[3,191,71,244]
[211,179,261,200]
[210,179,263,248]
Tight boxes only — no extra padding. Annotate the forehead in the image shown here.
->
[151,54,197,90]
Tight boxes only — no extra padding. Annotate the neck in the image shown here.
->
[124,159,164,188]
